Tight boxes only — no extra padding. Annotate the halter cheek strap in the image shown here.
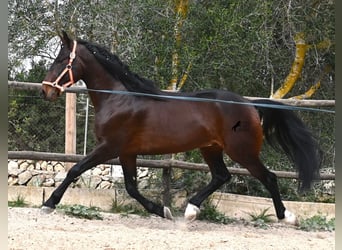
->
[42,40,77,93]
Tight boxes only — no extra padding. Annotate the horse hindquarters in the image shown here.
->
[222,108,297,223]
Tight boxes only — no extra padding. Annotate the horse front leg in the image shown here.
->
[42,143,114,213]
[120,155,173,220]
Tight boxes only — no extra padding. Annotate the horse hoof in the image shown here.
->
[280,210,298,225]
[184,203,200,221]
[41,206,55,214]
[163,207,173,220]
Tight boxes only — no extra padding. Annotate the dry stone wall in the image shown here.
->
[8,159,150,189]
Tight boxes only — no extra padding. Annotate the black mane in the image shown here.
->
[77,39,162,96]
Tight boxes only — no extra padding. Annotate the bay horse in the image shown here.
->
[41,31,321,224]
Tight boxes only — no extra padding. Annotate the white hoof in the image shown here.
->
[41,206,55,214]
[163,206,174,220]
[280,210,298,225]
[184,203,200,221]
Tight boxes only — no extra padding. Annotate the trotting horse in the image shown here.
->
[41,31,321,224]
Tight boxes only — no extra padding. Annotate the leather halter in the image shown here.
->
[42,40,77,92]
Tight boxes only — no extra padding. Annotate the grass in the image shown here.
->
[247,208,275,229]
[56,204,103,220]
[8,194,28,207]
[55,199,151,220]
[298,214,335,232]
[198,200,237,224]
[109,198,150,217]
[197,199,276,228]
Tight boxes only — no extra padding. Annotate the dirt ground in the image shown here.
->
[8,207,334,250]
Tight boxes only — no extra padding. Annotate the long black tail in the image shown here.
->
[252,99,322,192]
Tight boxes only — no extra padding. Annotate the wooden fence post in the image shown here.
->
[162,167,172,207]
[65,92,77,170]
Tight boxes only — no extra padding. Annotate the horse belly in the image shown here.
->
[125,119,219,155]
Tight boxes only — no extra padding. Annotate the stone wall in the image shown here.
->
[8,159,150,189]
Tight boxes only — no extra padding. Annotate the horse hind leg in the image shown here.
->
[239,158,298,225]
[185,145,232,221]
[225,121,297,225]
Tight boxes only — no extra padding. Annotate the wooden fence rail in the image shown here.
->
[8,151,335,180]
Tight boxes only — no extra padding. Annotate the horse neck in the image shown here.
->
[80,55,127,108]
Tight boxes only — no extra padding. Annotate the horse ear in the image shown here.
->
[59,30,73,49]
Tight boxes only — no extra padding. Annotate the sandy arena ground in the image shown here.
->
[8,207,334,250]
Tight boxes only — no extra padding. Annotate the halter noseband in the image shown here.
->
[42,40,77,93]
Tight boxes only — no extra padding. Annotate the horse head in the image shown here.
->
[41,31,83,101]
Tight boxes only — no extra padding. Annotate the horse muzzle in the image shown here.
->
[41,85,61,101]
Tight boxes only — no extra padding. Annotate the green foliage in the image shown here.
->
[8,0,334,97]
[8,195,28,207]
[299,214,335,232]
[8,61,66,152]
[8,58,97,153]
[109,199,150,217]
[198,200,237,224]
[179,149,204,163]
[8,91,65,152]
[247,208,275,229]
[56,204,103,220]
[172,168,210,196]
[220,173,334,203]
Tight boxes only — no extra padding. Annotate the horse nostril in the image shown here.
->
[40,89,48,99]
